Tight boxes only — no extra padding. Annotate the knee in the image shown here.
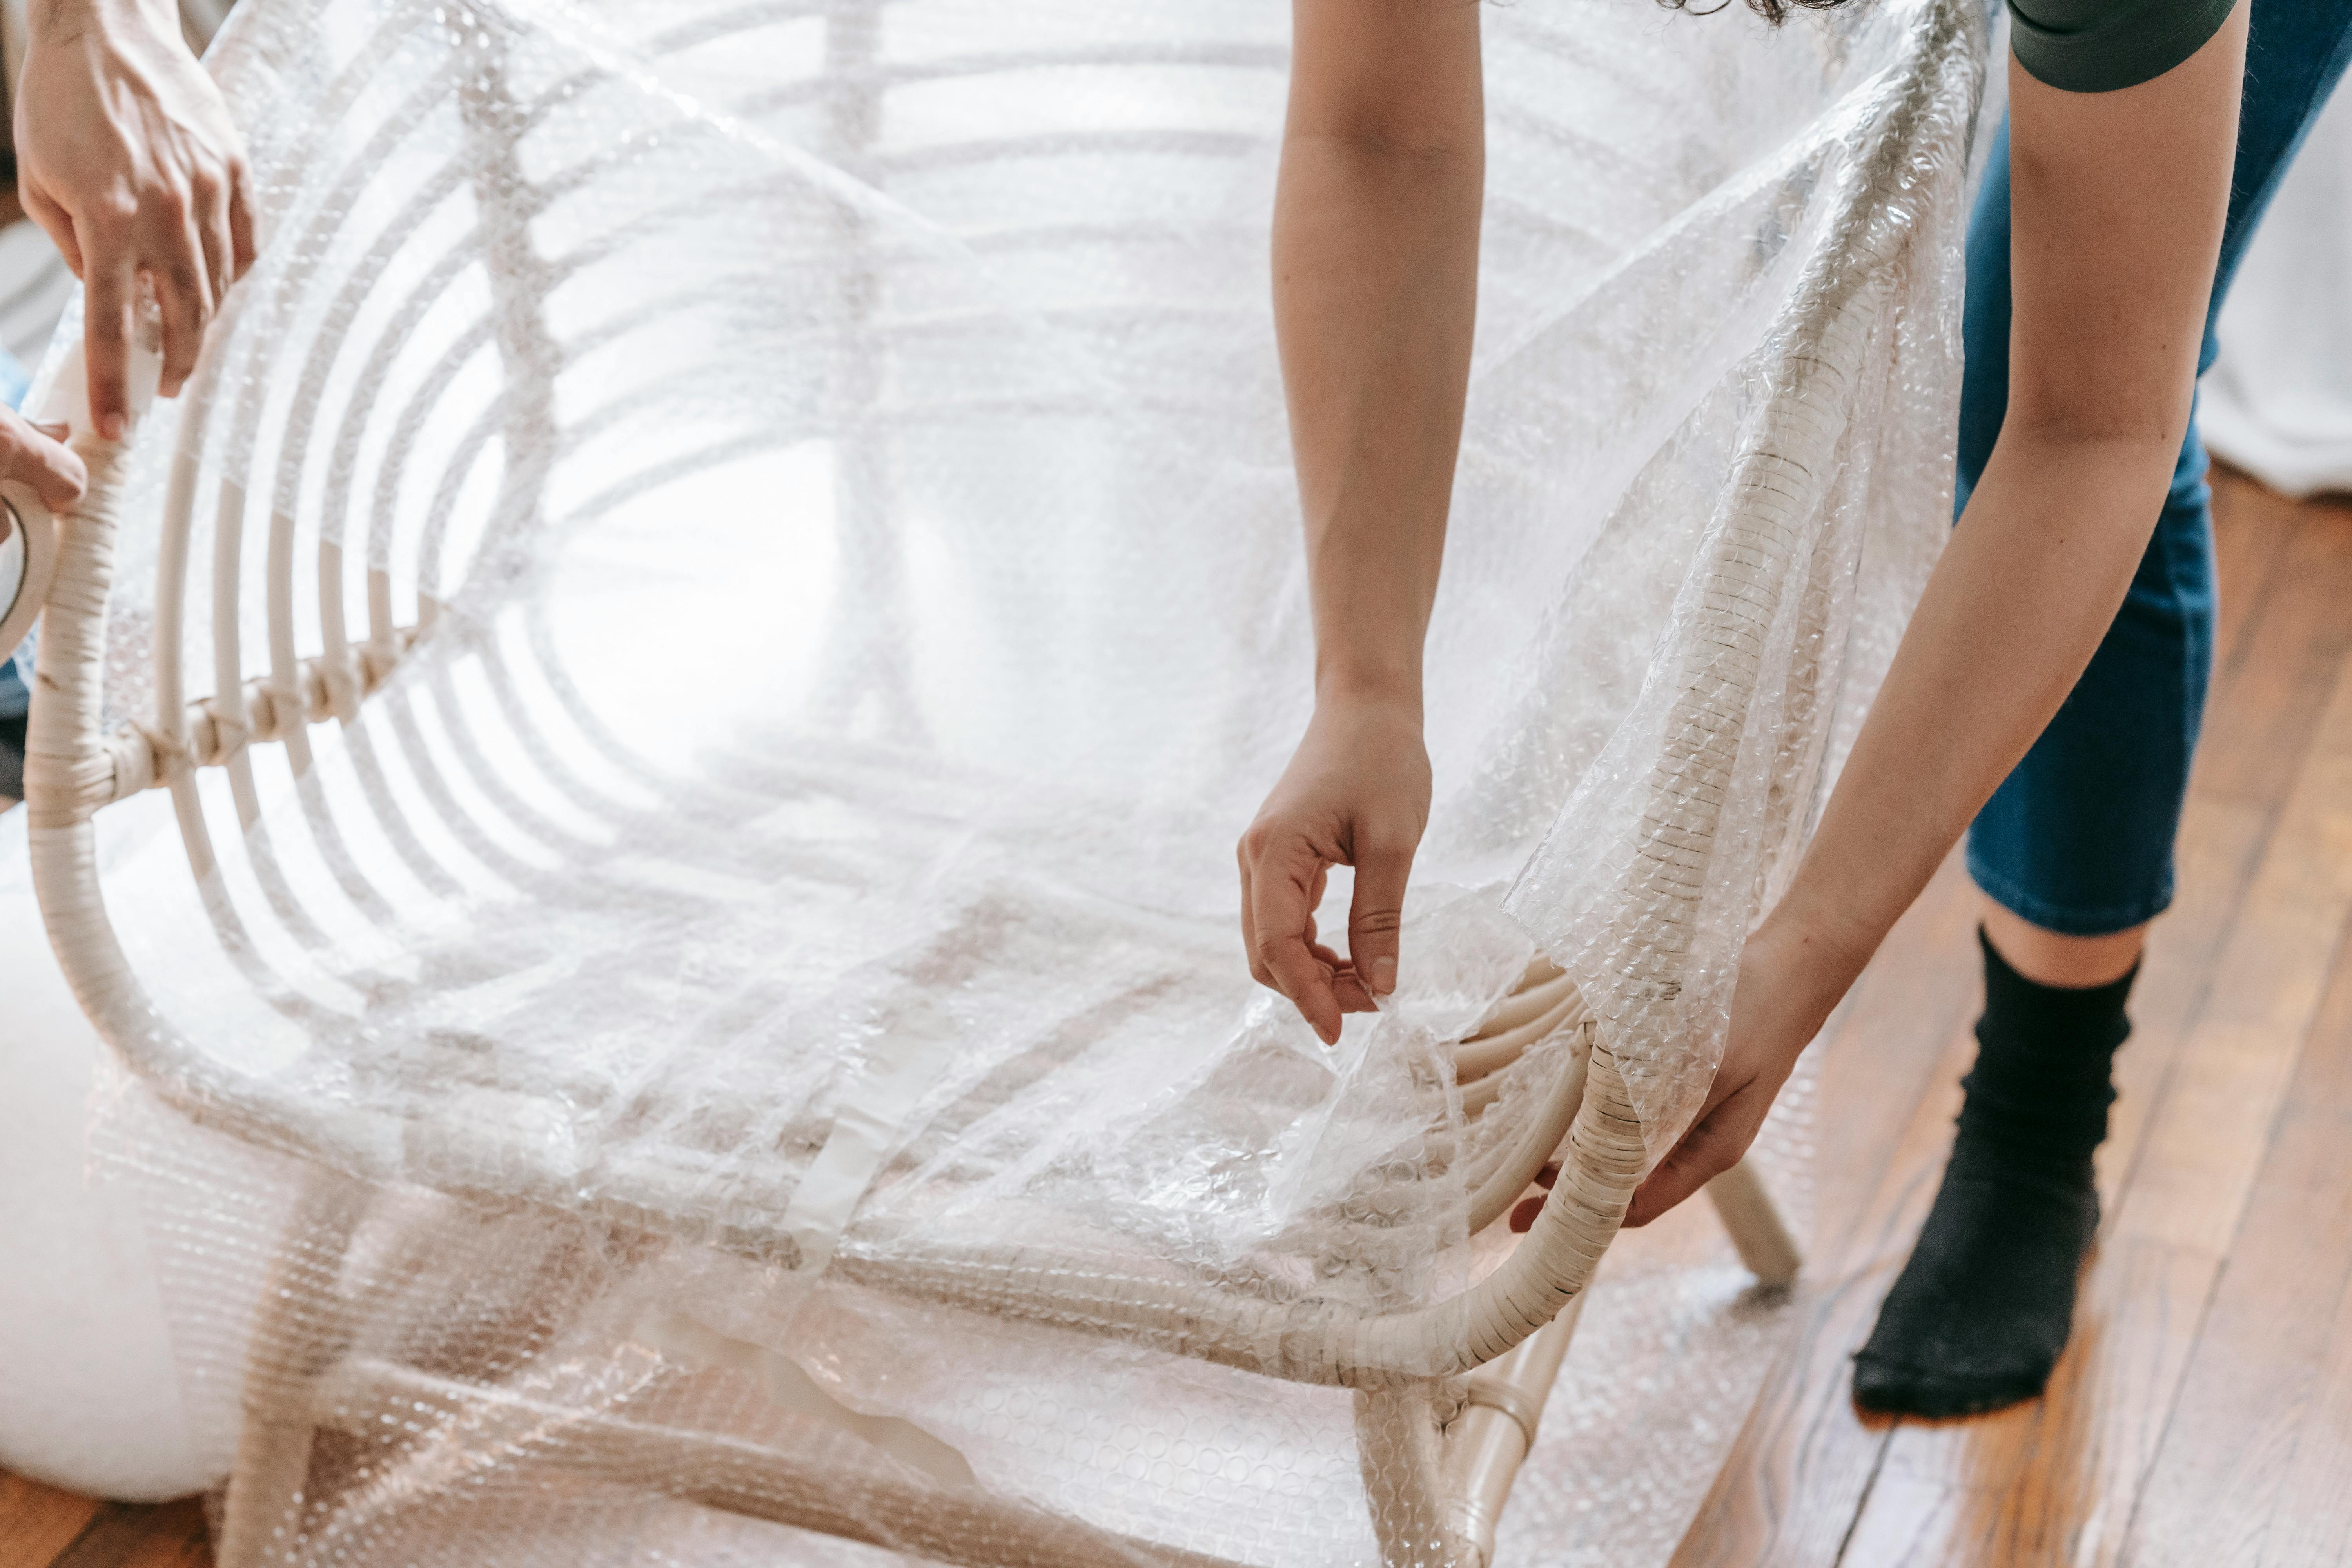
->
[1981,900,2147,988]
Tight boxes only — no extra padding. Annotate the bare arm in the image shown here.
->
[1238,0,1484,1044]
[1629,4,2249,1221]
[15,0,254,438]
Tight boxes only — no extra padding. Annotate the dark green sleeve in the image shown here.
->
[2006,0,2239,92]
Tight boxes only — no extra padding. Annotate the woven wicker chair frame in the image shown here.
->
[1,0,1979,1556]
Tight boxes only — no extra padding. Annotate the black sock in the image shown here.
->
[1851,926,2135,1417]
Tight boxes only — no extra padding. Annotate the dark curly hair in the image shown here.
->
[1661,0,1852,25]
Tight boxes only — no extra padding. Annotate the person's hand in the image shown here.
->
[15,0,255,437]
[0,410,91,528]
[1621,916,1846,1225]
[1508,914,1856,1232]
[1238,693,1431,1045]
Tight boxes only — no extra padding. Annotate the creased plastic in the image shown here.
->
[45,0,1985,1559]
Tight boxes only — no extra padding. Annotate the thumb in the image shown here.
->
[1347,835,1414,997]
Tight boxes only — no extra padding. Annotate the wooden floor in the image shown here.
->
[4,467,2348,1565]
[0,1479,205,1568]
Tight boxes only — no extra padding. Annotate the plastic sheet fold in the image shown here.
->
[33,0,1984,1558]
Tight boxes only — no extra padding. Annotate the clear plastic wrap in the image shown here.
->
[24,0,1985,1559]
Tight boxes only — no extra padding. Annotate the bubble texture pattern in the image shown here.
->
[29,0,1984,1558]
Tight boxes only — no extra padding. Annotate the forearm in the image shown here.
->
[1274,0,1482,710]
[1769,429,2184,996]
[1276,138,1480,708]
[1759,13,2242,1009]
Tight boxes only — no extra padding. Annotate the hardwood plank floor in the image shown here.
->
[2126,894,2352,1563]
[0,1480,203,1568]
[4,471,2347,1567]
[0,1477,100,1568]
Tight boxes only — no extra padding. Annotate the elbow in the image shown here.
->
[2000,385,2194,458]
[1990,412,2189,507]
[1285,69,1484,167]
[1980,410,2192,529]
[2003,348,2200,456]
[1306,118,1482,165]
[2000,412,2187,459]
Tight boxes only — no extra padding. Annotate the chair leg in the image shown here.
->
[215,1419,319,1568]
[1704,1156,1802,1287]
[213,1177,371,1568]
[1443,1292,1587,1568]
[1358,1383,1474,1568]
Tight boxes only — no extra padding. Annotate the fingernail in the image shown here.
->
[33,421,68,441]
[99,413,126,442]
[1371,957,1396,994]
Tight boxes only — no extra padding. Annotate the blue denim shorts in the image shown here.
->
[1,590,25,804]
[1959,0,2352,936]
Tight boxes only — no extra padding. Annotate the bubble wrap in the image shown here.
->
[38,0,1984,1559]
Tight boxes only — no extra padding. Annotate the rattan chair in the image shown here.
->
[4,0,1982,1560]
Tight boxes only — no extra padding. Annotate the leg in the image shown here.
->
[1852,925,2140,1415]
[1704,1156,1804,1289]
[1855,472,2202,1410]
[217,1423,323,1568]
[215,1178,370,1568]
[1980,903,2145,987]
[1857,5,2352,1417]
[0,648,24,807]
[0,710,21,807]
[1441,1294,1587,1568]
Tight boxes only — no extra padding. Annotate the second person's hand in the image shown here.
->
[0,410,91,517]
[1619,914,1853,1225]
[1238,692,1431,1045]
[15,0,255,437]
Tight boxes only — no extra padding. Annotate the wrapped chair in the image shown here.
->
[4,0,1982,1560]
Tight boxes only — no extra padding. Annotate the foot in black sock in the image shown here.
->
[1852,927,2135,1418]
